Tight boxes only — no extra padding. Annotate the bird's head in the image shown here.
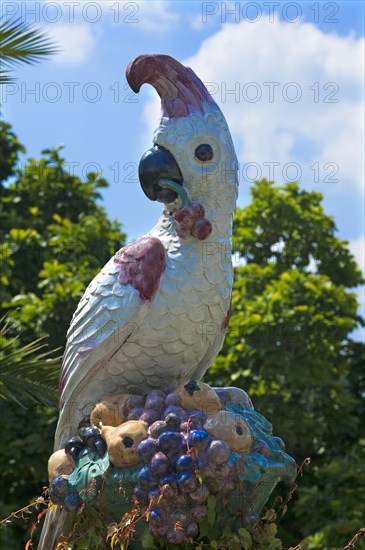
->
[126,54,238,220]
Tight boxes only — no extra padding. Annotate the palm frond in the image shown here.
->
[0,320,61,408]
[0,18,59,82]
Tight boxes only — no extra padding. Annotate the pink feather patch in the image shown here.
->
[114,236,166,301]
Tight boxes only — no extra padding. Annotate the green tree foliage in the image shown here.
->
[0,120,126,547]
[207,179,365,549]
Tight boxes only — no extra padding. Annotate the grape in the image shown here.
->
[164,405,186,420]
[185,521,199,538]
[138,438,159,464]
[207,439,230,465]
[149,508,165,527]
[174,206,195,229]
[150,452,170,478]
[145,395,165,412]
[176,226,190,239]
[185,417,204,431]
[64,436,84,463]
[191,504,207,522]
[165,413,180,431]
[165,392,182,407]
[148,488,160,501]
[219,478,235,496]
[93,436,107,457]
[174,493,188,507]
[49,476,71,504]
[130,389,238,545]
[159,473,178,491]
[137,466,158,491]
[148,420,167,439]
[192,218,213,241]
[166,528,185,545]
[63,491,82,512]
[159,481,177,500]
[187,409,207,423]
[175,454,195,474]
[191,202,205,219]
[139,408,160,425]
[146,389,166,400]
[150,524,167,538]
[170,508,189,526]
[177,472,199,493]
[127,406,144,420]
[215,462,233,481]
[81,426,100,446]
[188,430,211,451]
[124,395,144,415]
[78,416,91,439]
[159,431,183,453]
[190,483,209,503]
[133,487,148,505]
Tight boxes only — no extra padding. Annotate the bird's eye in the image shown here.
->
[123,437,134,448]
[194,144,213,162]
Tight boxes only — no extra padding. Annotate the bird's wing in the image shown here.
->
[55,236,166,448]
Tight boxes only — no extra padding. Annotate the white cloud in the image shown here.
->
[349,236,365,275]
[48,22,100,64]
[184,18,364,195]
[134,1,179,31]
[143,18,364,200]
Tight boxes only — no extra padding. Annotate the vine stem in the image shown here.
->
[0,496,49,527]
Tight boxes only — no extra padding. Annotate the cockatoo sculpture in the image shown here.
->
[39,54,238,548]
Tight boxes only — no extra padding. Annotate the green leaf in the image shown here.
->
[140,529,156,549]
[238,527,252,549]
[207,494,216,527]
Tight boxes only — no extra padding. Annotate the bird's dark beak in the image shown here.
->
[138,145,183,203]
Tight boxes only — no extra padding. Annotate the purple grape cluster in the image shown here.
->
[130,389,234,544]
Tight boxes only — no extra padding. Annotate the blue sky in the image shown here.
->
[1,0,364,337]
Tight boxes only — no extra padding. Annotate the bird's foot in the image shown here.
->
[174,202,212,240]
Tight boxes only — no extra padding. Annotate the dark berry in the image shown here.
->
[207,439,230,465]
[137,438,159,464]
[165,413,180,431]
[177,472,199,493]
[188,430,211,451]
[148,420,167,439]
[175,454,195,474]
[64,437,84,463]
[145,395,165,412]
[165,392,182,407]
[63,490,82,512]
[137,466,158,491]
[133,487,148,505]
[192,218,212,240]
[150,452,170,478]
[185,521,199,538]
[139,409,160,425]
[159,431,183,453]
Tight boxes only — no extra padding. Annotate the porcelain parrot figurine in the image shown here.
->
[39,54,238,548]
[56,54,238,449]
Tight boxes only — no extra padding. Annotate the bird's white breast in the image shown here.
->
[102,216,232,394]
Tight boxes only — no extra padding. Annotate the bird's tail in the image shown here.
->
[37,505,67,549]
